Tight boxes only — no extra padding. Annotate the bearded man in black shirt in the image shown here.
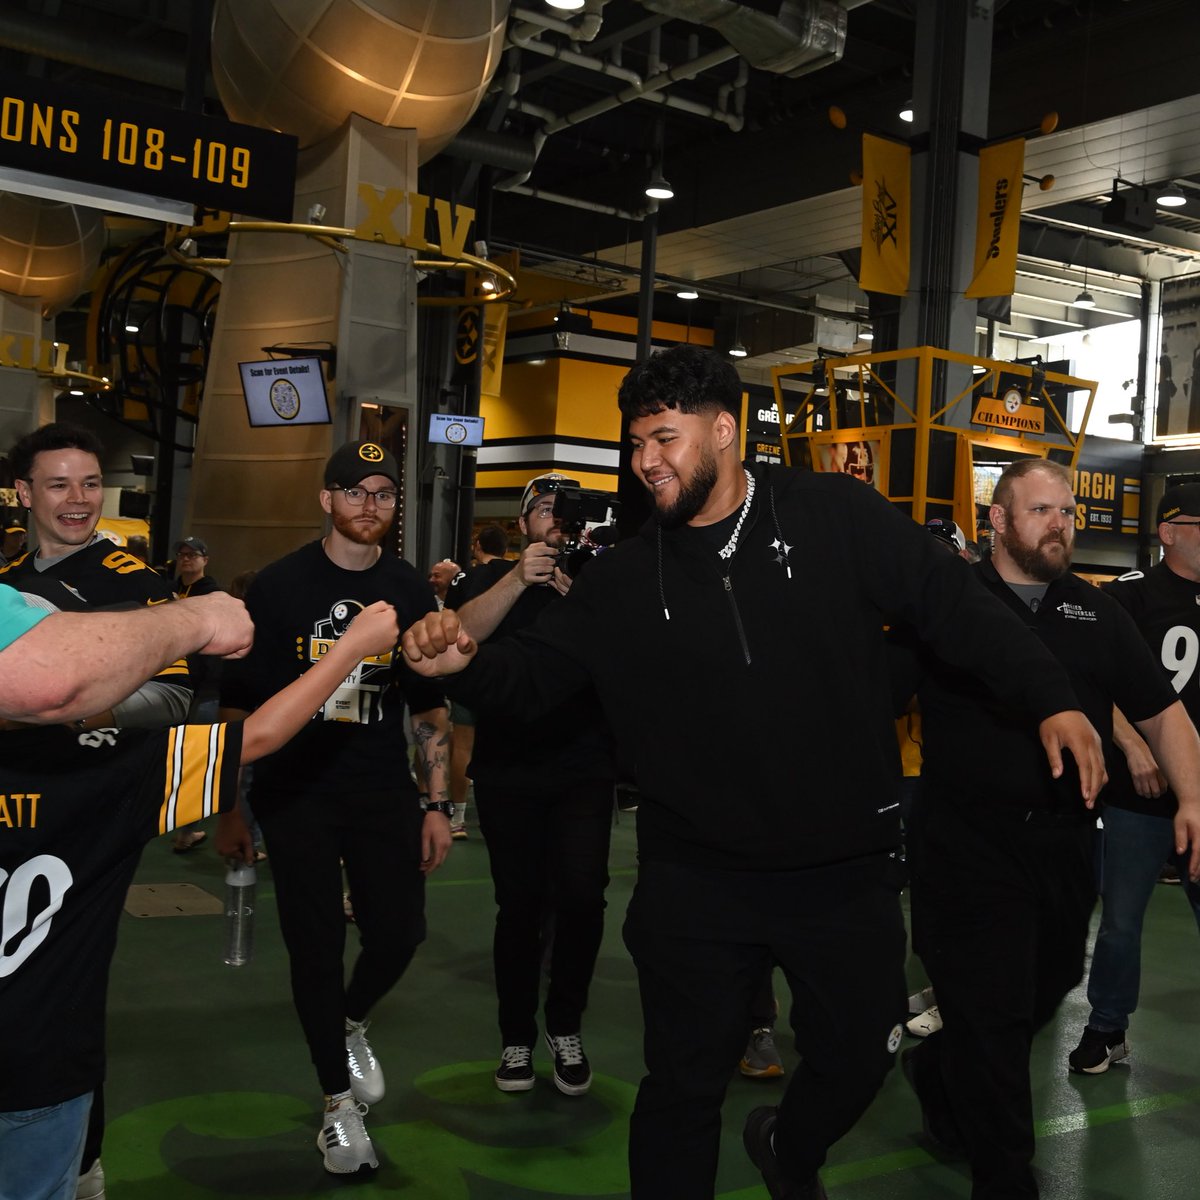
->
[400,346,1112,1200]
[900,459,1200,1200]
[218,441,452,1176]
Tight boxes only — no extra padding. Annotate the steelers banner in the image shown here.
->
[965,137,1025,299]
[859,134,911,297]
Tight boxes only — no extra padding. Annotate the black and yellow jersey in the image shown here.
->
[0,721,243,1109]
[1102,561,1200,817]
[0,538,190,689]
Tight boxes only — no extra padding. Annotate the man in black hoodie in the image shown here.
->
[401,346,1107,1200]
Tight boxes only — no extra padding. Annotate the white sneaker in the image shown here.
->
[317,1093,378,1174]
[76,1158,105,1200]
[906,1004,943,1037]
[345,1018,385,1104]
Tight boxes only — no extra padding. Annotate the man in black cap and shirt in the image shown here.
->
[451,472,615,1097]
[900,459,1200,1200]
[217,440,452,1176]
[1066,481,1200,1076]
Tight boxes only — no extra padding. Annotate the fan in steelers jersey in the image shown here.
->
[1064,481,1200,1077]
[0,594,399,1195]
[0,422,192,734]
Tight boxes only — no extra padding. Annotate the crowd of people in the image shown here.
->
[2,344,1199,1200]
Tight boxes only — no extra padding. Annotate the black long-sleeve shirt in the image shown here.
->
[445,464,1084,871]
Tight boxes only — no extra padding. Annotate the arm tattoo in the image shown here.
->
[413,719,450,802]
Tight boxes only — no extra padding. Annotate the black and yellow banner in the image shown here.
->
[965,137,1025,299]
[859,134,911,296]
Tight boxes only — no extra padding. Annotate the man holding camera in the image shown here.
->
[453,472,615,1097]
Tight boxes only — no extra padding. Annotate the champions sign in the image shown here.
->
[973,386,1045,434]
[965,138,1025,299]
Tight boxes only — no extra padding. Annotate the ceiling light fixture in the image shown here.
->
[899,102,914,123]
[479,272,497,294]
[729,341,748,358]
[645,170,674,201]
[546,0,585,10]
[860,329,874,341]
[1156,183,1187,208]
[677,288,699,300]
[1072,231,1096,308]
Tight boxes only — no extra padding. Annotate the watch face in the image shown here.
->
[270,378,300,419]
[1003,387,1024,414]
[445,421,468,444]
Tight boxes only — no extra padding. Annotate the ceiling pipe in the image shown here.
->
[495,43,742,192]
[509,2,608,43]
[505,184,648,221]
[0,6,189,92]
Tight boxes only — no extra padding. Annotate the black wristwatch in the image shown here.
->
[419,795,454,818]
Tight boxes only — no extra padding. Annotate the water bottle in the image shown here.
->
[223,860,257,967]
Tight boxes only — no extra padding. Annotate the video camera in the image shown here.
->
[551,485,620,577]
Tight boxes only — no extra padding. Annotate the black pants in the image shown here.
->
[622,855,907,1199]
[908,793,1096,1200]
[258,793,426,1095]
[474,779,613,1045]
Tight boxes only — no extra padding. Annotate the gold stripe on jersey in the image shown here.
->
[159,723,229,833]
[155,658,190,677]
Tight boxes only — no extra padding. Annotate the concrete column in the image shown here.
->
[897,0,995,420]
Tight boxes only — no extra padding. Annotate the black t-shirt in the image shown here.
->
[0,722,243,1108]
[220,540,443,811]
[175,574,222,597]
[916,563,1176,811]
[444,558,511,610]
[1101,562,1200,817]
[451,559,614,790]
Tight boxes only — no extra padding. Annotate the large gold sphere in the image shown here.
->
[0,194,104,318]
[212,0,509,161]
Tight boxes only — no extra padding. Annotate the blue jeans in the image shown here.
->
[0,1091,92,1200]
[1087,805,1200,1031]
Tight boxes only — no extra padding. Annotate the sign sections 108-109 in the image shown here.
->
[0,71,297,221]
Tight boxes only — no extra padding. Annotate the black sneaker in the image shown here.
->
[901,1046,966,1157]
[545,1032,592,1096]
[1068,1025,1129,1075]
[742,1106,828,1200]
[494,1044,535,1092]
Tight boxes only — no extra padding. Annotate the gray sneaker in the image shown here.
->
[317,1094,378,1174]
[740,1026,785,1079]
[345,1018,384,1104]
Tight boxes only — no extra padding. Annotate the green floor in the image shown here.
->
[101,812,1200,1198]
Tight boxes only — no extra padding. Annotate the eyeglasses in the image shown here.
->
[176,549,205,559]
[330,485,398,509]
[527,502,559,520]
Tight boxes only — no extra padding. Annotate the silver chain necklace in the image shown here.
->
[718,469,755,561]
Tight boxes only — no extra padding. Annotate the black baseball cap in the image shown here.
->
[1157,483,1200,524]
[324,441,400,489]
[175,536,208,555]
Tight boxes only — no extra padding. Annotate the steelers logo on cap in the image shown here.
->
[359,443,385,463]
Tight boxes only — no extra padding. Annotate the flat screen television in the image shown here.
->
[239,357,331,427]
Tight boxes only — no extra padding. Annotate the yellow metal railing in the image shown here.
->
[771,345,1099,537]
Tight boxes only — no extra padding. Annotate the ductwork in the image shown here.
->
[636,0,847,77]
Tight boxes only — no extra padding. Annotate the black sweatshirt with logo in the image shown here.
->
[445,463,1083,871]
